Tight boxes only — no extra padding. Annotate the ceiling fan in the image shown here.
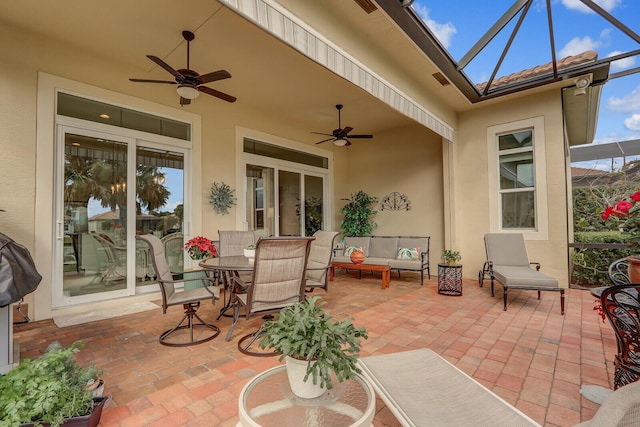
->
[129,30,236,106]
[312,104,373,146]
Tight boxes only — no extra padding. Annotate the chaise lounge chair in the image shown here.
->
[479,233,564,314]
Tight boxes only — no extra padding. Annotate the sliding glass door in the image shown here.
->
[55,126,186,306]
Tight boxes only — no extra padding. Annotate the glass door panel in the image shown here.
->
[135,147,185,287]
[279,170,301,236]
[62,134,129,297]
[247,165,275,238]
[303,175,323,236]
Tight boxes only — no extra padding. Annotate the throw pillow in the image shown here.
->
[344,246,365,256]
[397,247,420,260]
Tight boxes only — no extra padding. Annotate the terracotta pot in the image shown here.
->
[350,250,365,264]
[627,256,640,283]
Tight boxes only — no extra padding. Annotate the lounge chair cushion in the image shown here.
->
[492,265,559,289]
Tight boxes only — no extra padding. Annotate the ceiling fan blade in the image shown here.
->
[347,134,373,139]
[342,126,354,134]
[129,78,177,84]
[311,132,333,136]
[180,97,191,106]
[315,137,335,144]
[198,70,232,85]
[345,140,352,146]
[198,85,237,103]
[146,55,183,80]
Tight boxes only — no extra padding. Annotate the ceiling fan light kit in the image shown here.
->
[129,30,236,105]
[176,85,199,100]
[333,138,348,146]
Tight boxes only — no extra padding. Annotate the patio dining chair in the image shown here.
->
[600,284,640,389]
[137,234,221,347]
[305,230,340,292]
[91,234,127,284]
[225,236,314,355]
[609,258,631,286]
[217,230,255,256]
[480,233,565,314]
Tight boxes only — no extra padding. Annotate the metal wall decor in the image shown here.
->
[380,192,411,211]
[209,181,236,215]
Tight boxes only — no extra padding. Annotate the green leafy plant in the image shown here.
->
[0,341,103,427]
[442,249,461,265]
[245,243,256,250]
[209,181,236,215]
[340,190,378,237]
[258,296,368,390]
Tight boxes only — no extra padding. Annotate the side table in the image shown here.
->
[438,263,462,296]
[237,365,375,427]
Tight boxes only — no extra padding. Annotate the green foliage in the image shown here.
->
[340,191,378,237]
[259,296,368,390]
[209,181,236,215]
[0,341,102,427]
[442,250,461,264]
[571,231,634,287]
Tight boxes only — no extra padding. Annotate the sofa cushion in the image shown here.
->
[389,259,423,269]
[398,237,429,255]
[344,246,365,257]
[361,257,391,266]
[369,237,398,259]
[397,247,420,260]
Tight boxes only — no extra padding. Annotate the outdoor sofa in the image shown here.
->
[332,236,430,285]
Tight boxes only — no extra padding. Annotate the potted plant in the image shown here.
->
[243,243,256,262]
[183,236,217,260]
[442,249,461,265]
[258,296,368,398]
[0,341,107,427]
[340,190,378,237]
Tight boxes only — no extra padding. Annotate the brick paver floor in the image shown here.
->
[13,269,617,426]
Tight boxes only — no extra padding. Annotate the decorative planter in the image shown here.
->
[20,396,108,427]
[285,356,326,399]
[350,250,365,265]
[244,249,255,263]
[627,256,640,283]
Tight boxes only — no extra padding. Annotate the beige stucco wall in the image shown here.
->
[340,125,445,259]
[456,91,570,286]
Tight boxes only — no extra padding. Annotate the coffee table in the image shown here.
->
[329,262,391,289]
[237,365,375,427]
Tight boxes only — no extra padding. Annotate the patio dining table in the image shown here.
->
[199,256,254,319]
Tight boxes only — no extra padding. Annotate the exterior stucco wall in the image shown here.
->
[456,91,570,286]
[340,125,445,261]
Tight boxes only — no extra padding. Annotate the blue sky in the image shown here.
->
[413,0,640,156]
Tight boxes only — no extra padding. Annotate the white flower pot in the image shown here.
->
[244,249,255,263]
[285,356,326,399]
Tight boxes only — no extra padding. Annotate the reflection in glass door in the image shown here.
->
[62,134,129,298]
[279,170,301,236]
[60,133,185,301]
[135,147,185,288]
[246,164,325,237]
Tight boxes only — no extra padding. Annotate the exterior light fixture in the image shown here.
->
[176,85,200,100]
[333,138,348,147]
[574,76,591,97]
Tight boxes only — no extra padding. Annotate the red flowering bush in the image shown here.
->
[184,236,217,259]
[601,190,640,245]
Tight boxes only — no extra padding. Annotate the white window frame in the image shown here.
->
[487,116,549,240]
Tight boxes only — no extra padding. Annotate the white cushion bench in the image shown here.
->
[357,349,541,426]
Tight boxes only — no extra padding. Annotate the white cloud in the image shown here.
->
[624,114,640,130]
[607,85,640,113]
[412,4,456,49]
[607,50,636,71]
[558,36,600,58]
[561,0,621,13]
